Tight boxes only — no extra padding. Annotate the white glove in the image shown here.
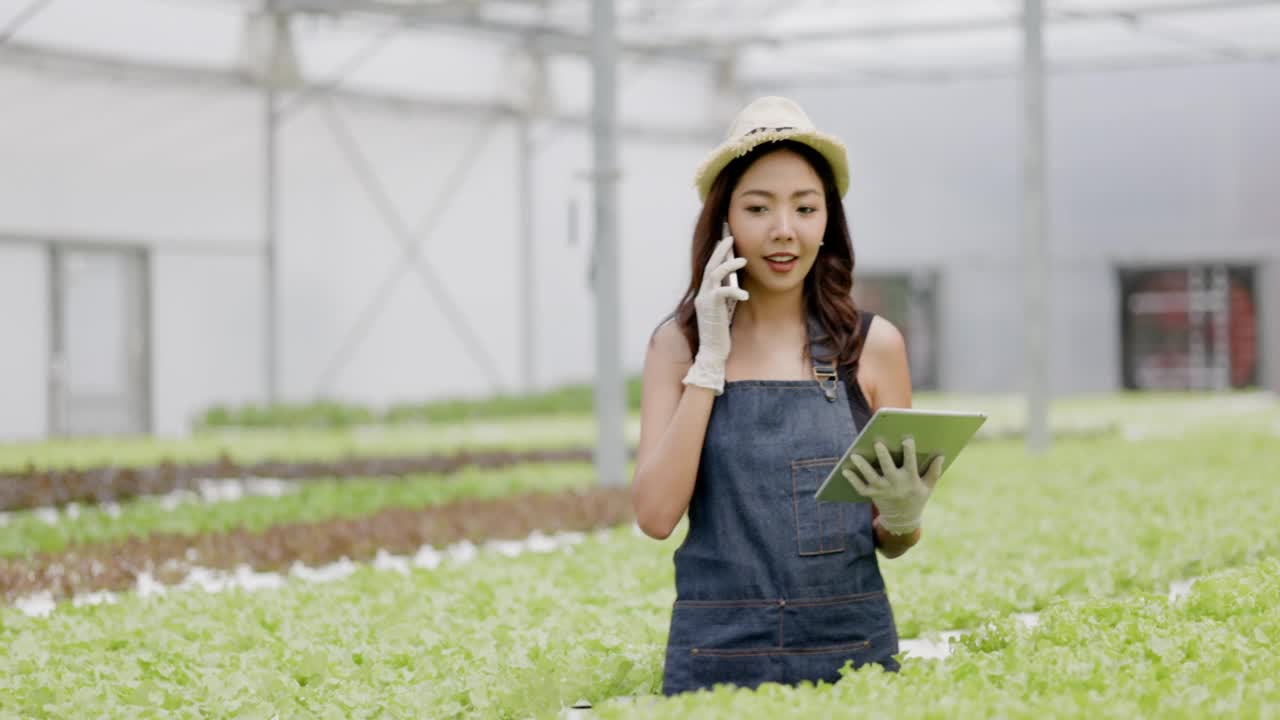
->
[682,235,749,395]
[841,437,944,536]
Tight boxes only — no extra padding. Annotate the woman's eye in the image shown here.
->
[746,206,768,214]
[798,206,818,215]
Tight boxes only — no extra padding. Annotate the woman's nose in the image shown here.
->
[772,212,795,241]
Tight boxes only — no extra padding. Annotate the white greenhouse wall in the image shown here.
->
[271,100,525,407]
[0,67,261,246]
[150,252,265,435]
[269,98,706,408]
[0,244,49,440]
[528,125,706,394]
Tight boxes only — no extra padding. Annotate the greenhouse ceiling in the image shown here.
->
[2,0,1278,102]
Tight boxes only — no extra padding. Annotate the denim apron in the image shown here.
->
[661,314,899,695]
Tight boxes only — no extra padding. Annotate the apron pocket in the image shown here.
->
[689,640,876,690]
[689,649,780,691]
[668,602,780,651]
[670,602,784,692]
[790,457,847,556]
[784,591,899,651]
[777,640,882,685]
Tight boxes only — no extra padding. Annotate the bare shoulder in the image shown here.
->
[861,314,908,365]
[648,317,694,366]
[858,314,911,410]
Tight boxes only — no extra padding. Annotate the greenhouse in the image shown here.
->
[1,0,1278,717]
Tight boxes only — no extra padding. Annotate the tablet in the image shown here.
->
[814,408,988,503]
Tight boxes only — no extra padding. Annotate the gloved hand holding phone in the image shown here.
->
[841,437,944,536]
[682,234,748,395]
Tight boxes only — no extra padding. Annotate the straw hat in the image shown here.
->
[693,96,850,202]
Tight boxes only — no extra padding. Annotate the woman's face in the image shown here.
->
[726,149,828,296]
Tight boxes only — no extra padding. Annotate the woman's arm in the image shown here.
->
[630,321,717,540]
[874,519,921,559]
[860,315,922,559]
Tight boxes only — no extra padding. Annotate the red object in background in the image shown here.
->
[1121,266,1260,390]
[1229,279,1258,388]
[1149,271,1190,332]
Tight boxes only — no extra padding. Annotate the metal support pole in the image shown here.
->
[591,0,626,487]
[263,3,281,405]
[47,243,64,437]
[518,113,537,393]
[1023,0,1050,453]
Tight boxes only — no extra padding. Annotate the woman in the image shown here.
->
[631,96,944,695]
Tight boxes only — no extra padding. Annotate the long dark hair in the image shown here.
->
[656,140,863,368]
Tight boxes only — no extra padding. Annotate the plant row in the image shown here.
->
[5,391,1271,477]
[0,462,599,558]
[0,446,594,512]
[1,480,631,604]
[0,414,633,475]
[197,378,647,429]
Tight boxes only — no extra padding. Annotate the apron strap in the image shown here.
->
[807,315,839,403]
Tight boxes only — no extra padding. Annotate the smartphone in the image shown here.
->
[721,222,739,290]
[721,221,739,324]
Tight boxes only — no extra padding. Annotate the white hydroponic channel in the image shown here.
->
[11,522,1201,663]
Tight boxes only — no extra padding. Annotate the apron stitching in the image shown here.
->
[791,456,841,468]
[791,470,804,556]
[672,590,885,608]
[788,590,885,607]
[816,490,824,550]
[674,599,778,608]
[690,640,872,658]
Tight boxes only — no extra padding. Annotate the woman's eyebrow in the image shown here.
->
[739,189,821,199]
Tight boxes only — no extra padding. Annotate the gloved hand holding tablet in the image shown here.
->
[814,408,987,514]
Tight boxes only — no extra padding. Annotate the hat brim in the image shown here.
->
[693,128,850,202]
